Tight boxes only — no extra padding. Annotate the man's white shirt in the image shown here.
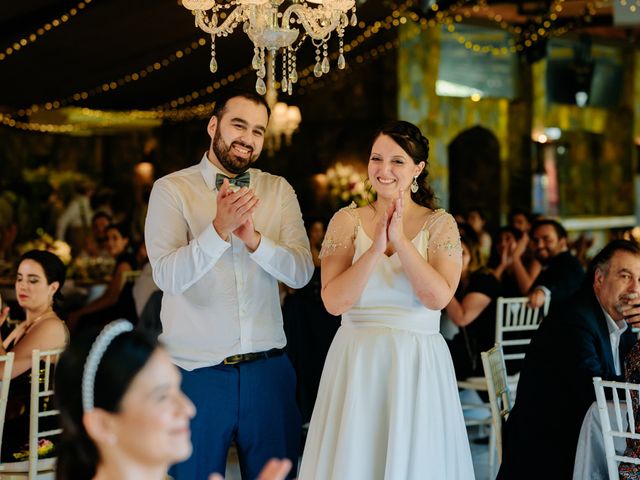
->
[145,153,314,370]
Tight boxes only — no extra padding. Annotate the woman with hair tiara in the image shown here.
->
[299,121,474,479]
[55,320,292,480]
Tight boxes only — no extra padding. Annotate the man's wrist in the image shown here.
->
[246,230,261,252]
[212,220,229,242]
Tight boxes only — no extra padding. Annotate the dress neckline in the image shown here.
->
[352,208,442,258]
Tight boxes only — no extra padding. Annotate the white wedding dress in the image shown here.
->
[299,209,475,480]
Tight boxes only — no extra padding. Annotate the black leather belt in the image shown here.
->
[222,348,284,365]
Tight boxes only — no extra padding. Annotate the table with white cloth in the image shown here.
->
[573,401,629,480]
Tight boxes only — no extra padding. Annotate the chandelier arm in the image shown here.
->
[194,8,246,36]
[282,4,347,41]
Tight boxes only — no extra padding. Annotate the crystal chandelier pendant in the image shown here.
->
[321,56,330,74]
[256,77,267,95]
[337,53,346,70]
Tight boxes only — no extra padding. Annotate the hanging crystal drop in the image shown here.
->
[209,56,218,73]
[255,77,267,95]
[350,12,357,27]
[287,82,292,95]
[252,50,261,70]
[337,53,346,70]
[290,69,298,83]
[313,62,322,77]
[281,77,288,92]
[321,56,330,74]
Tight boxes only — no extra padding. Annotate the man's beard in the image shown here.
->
[212,128,258,174]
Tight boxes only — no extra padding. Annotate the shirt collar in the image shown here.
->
[602,306,628,337]
[198,152,255,191]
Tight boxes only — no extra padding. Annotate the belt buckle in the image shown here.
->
[223,354,244,365]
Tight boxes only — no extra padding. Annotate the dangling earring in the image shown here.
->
[410,175,419,193]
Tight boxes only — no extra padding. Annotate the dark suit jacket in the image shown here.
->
[532,250,585,312]
[497,286,637,480]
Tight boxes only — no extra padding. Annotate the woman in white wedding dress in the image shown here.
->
[299,121,475,480]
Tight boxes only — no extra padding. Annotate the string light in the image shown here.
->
[620,0,640,13]
[14,37,209,117]
[1,0,596,133]
[0,0,95,63]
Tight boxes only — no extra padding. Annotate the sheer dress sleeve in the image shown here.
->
[426,210,463,266]
[319,206,359,259]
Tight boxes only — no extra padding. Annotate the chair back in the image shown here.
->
[0,352,15,454]
[495,295,549,369]
[28,348,63,477]
[481,344,513,464]
[593,377,640,480]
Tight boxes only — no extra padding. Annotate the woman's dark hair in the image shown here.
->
[106,222,130,240]
[460,233,482,273]
[18,249,66,314]
[55,327,158,480]
[372,120,436,209]
[487,226,523,269]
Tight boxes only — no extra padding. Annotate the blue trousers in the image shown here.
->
[169,354,301,480]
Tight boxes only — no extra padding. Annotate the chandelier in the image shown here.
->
[182,0,357,95]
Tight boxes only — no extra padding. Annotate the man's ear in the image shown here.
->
[207,115,218,139]
[594,267,604,289]
[83,409,118,446]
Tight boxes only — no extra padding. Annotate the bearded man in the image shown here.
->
[145,89,313,479]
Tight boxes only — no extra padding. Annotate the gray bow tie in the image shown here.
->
[215,172,250,189]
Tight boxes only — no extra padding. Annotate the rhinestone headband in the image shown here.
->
[81,319,134,412]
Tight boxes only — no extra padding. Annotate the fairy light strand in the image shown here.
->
[0,0,95,63]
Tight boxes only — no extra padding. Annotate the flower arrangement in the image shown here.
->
[325,162,375,209]
[17,228,72,265]
[13,438,55,461]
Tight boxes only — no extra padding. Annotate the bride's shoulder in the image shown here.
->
[421,208,456,231]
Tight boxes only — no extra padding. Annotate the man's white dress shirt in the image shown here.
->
[145,154,313,370]
[601,307,628,376]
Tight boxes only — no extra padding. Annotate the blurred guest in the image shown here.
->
[446,234,500,379]
[466,207,492,264]
[488,226,540,298]
[56,182,94,255]
[507,207,532,234]
[85,211,112,258]
[132,240,161,335]
[620,334,640,479]
[0,250,68,461]
[521,219,584,311]
[67,223,138,331]
[498,240,640,480]
[283,217,340,423]
[55,320,292,480]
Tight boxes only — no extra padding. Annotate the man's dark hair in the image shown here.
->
[508,207,531,224]
[588,239,640,283]
[212,88,271,119]
[532,219,568,240]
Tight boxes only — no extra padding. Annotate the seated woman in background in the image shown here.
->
[0,249,68,461]
[489,226,541,297]
[55,320,292,480]
[445,234,501,379]
[67,222,138,331]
